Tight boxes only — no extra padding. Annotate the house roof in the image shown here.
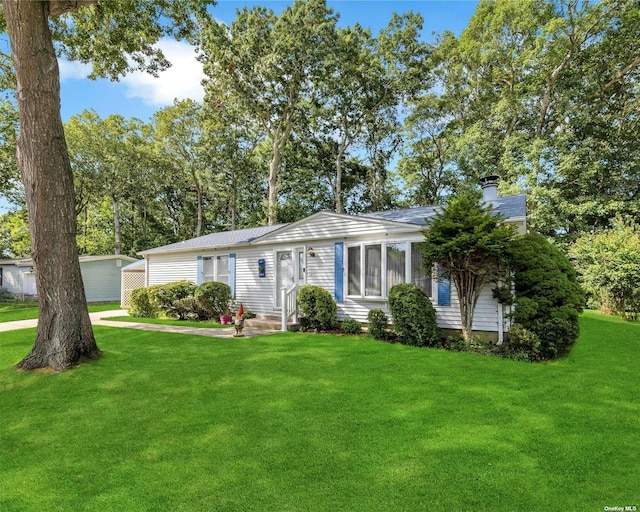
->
[139,224,287,255]
[138,194,527,256]
[121,259,146,272]
[360,194,527,225]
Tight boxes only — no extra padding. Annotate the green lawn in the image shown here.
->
[104,316,232,329]
[0,302,121,323]
[1,311,638,511]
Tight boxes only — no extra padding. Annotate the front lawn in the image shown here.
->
[0,301,121,323]
[1,311,638,511]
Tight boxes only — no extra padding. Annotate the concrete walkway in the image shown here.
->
[0,309,278,338]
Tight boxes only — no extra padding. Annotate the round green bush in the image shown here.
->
[129,287,157,318]
[367,309,389,341]
[504,234,584,359]
[148,281,197,319]
[194,281,233,319]
[297,285,338,330]
[388,283,439,347]
[341,318,362,335]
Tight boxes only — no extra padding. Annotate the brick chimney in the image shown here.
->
[479,175,499,201]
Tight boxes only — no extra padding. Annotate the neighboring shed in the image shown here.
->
[120,259,146,308]
[0,255,138,302]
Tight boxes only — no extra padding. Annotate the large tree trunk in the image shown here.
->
[267,142,281,226]
[5,0,99,371]
[112,197,122,255]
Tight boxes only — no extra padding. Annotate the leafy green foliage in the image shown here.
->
[340,318,362,335]
[49,1,214,80]
[499,324,541,362]
[367,308,389,341]
[147,280,197,320]
[422,190,517,341]
[129,287,157,318]
[388,283,439,347]
[570,222,640,321]
[503,234,584,359]
[194,281,233,320]
[297,285,338,331]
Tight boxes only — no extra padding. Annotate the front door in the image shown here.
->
[275,247,306,308]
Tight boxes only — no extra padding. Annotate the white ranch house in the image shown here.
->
[136,180,526,341]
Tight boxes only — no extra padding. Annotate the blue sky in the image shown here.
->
[2,1,478,213]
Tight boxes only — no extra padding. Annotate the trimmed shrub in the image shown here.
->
[502,234,584,359]
[129,287,157,318]
[341,318,362,335]
[297,285,338,331]
[148,281,197,319]
[501,323,541,362]
[388,283,439,347]
[367,309,389,341]
[173,297,206,320]
[194,281,233,319]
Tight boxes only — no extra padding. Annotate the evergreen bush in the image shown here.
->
[297,285,338,330]
[367,309,389,341]
[501,234,584,359]
[341,318,362,335]
[148,281,197,319]
[388,283,440,347]
[129,287,157,318]
[194,281,233,319]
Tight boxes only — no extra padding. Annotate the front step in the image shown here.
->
[244,313,300,331]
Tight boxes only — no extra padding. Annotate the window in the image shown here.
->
[202,256,214,282]
[387,243,406,291]
[347,246,361,295]
[0,267,3,287]
[345,241,433,299]
[365,244,382,296]
[202,255,229,284]
[411,243,432,296]
[216,255,229,285]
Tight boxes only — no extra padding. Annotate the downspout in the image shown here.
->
[497,302,504,346]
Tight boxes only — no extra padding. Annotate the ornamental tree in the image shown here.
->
[421,190,517,342]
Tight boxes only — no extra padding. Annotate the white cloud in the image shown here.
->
[58,59,92,81]
[120,38,206,106]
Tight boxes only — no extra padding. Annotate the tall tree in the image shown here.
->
[153,99,209,237]
[403,0,639,239]
[200,0,337,224]
[2,0,213,371]
[67,111,152,255]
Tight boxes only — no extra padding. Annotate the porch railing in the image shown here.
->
[281,284,298,332]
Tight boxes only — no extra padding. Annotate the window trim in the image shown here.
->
[344,240,434,300]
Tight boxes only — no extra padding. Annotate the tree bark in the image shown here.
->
[267,141,281,226]
[112,197,121,255]
[5,0,99,371]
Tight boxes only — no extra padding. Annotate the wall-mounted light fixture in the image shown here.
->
[307,247,316,258]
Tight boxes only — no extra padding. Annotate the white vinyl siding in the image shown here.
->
[147,253,198,286]
[253,212,417,245]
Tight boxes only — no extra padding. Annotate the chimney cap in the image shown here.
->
[479,175,499,187]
